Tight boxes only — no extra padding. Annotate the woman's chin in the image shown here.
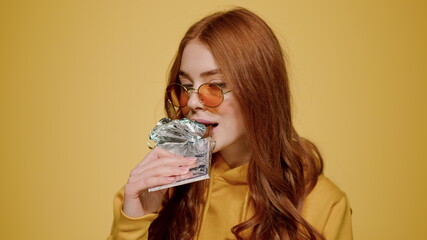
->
[211,142,221,153]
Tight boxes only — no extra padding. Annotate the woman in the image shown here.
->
[108,7,352,240]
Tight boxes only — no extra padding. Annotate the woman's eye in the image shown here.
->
[215,82,227,89]
[209,79,226,87]
[182,84,193,88]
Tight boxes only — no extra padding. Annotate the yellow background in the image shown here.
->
[1,0,426,239]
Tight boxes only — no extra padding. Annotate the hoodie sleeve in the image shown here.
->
[322,193,353,240]
[302,175,353,240]
[107,187,158,240]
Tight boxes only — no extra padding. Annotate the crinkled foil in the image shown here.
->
[148,118,214,192]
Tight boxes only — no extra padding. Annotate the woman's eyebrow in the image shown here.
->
[200,68,221,77]
[178,70,191,79]
[179,69,221,79]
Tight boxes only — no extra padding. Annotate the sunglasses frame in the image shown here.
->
[167,82,231,108]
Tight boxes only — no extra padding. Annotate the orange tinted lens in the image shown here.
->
[198,83,223,107]
[167,84,188,107]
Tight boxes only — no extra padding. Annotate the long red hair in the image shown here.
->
[149,7,324,240]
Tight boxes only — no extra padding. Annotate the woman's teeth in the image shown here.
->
[204,123,218,127]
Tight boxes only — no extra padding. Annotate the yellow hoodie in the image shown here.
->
[108,156,353,240]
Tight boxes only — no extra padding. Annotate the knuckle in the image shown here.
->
[170,167,179,175]
[140,178,149,188]
[129,168,138,176]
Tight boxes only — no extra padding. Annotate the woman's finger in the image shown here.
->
[128,165,190,183]
[132,156,196,175]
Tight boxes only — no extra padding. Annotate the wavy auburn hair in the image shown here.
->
[149,7,325,240]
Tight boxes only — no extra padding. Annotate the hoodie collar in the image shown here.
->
[211,153,249,184]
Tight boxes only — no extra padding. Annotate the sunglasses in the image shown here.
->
[166,82,231,108]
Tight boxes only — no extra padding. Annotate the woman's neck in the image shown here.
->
[219,142,251,168]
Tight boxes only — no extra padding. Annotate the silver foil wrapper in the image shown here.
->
[148,118,214,192]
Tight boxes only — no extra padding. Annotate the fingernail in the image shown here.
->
[179,166,189,174]
[167,177,175,181]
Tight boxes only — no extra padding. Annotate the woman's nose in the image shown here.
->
[186,90,204,110]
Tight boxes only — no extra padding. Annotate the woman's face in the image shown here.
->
[179,40,248,157]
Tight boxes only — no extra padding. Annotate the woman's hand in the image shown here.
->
[122,147,196,218]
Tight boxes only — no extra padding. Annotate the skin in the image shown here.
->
[123,40,250,218]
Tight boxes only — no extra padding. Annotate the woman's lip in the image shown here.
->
[192,119,217,126]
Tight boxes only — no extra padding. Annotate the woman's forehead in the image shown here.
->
[180,41,220,80]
